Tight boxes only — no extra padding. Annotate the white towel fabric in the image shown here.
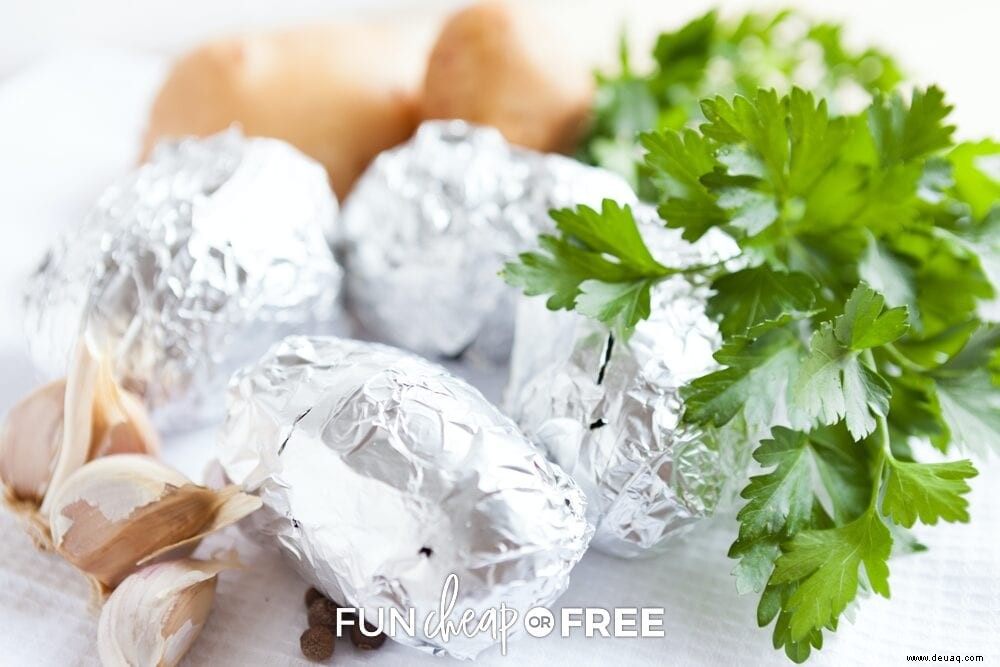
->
[0,47,997,667]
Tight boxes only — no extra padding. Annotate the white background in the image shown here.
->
[0,1,998,666]
[3,0,1000,139]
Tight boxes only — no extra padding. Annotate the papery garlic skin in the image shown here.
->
[98,557,235,667]
[48,454,260,592]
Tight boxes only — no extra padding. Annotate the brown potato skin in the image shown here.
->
[142,24,428,199]
[422,1,593,154]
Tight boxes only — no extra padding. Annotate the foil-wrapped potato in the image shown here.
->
[24,131,342,430]
[143,22,432,198]
[217,336,592,659]
[338,120,635,364]
[504,219,749,557]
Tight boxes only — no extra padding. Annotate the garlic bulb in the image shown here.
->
[48,454,261,593]
[98,555,237,667]
[1,338,159,546]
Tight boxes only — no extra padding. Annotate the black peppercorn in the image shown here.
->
[300,626,335,661]
[304,587,326,609]
[350,621,387,651]
[307,598,339,631]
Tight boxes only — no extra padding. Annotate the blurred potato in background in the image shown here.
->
[421,1,593,154]
[142,22,432,198]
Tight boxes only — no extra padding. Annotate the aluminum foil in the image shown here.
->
[216,336,592,659]
[337,120,635,365]
[504,215,748,558]
[23,130,343,430]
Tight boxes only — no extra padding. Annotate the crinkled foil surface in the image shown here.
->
[217,336,592,659]
[23,130,343,430]
[504,214,747,558]
[337,120,635,365]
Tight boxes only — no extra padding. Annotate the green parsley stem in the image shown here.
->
[878,415,895,463]
[667,259,729,279]
[867,417,890,513]
[883,343,928,374]
[863,347,893,512]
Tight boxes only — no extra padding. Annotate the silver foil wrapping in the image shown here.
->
[217,336,591,659]
[504,218,747,558]
[23,130,343,429]
[337,120,635,365]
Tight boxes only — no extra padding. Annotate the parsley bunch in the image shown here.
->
[505,86,999,661]
[582,10,902,198]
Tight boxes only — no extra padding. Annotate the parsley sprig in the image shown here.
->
[582,10,902,197]
[504,85,998,662]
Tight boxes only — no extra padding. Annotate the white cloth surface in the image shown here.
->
[1,30,999,667]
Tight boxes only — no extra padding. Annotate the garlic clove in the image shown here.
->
[41,339,160,517]
[1,337,159,499]
[1,378,66,503]
[3,337,160,550]
[48,454,261,594]
[98,555,238,667]
[89,351,160,459]
[0,379,68,546]
[39,338,104,515]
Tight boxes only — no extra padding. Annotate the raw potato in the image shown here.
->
[143,23,432,198]
[422,1,593,154]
